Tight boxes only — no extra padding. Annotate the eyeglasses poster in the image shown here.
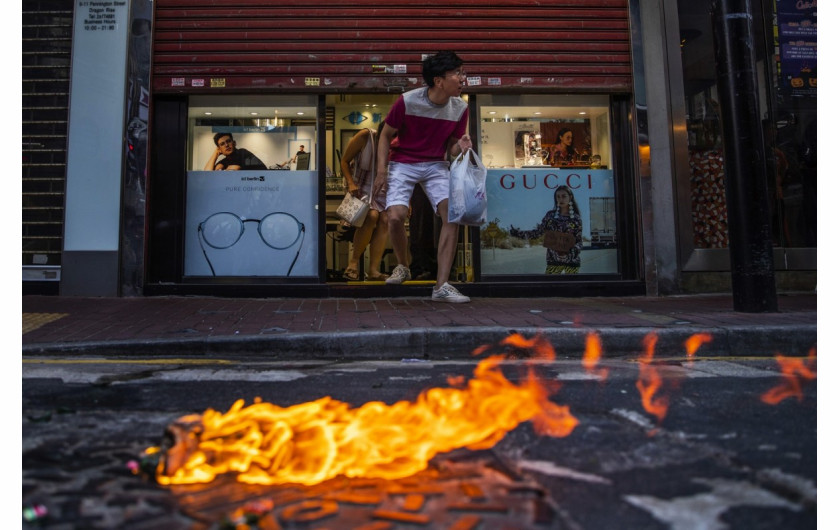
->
[184,171,317,277]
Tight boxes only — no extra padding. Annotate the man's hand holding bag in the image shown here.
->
[448,148,488,226]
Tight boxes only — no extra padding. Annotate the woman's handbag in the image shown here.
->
[448,148,488,226]
[336,192,370,228]
[543,230,576,255]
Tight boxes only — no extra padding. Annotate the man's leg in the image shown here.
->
[385,204,412,284]
[434,199,459,290]
[386,204,410,267]
[382,162,416,285]
[420,165,469,302]
[409,184,436,280]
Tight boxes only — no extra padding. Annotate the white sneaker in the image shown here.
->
[431,282,471,303]
[385,264,412,285]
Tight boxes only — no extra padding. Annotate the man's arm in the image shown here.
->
[372,122,397,198]
[203,147,222,170]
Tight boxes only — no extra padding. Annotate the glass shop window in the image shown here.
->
[677,0,816,249]
[476,94,618,277]
[183,95,319,279]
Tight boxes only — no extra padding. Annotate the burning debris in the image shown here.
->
[163,452,558,529]
[138,331,816,528]
[146,336,577,487]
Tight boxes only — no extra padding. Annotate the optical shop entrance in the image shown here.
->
[146,91,642,298]
[324,94,441,285]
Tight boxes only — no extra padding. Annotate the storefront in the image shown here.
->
[142,0,646,297]
[47,0,814,297]
[669,0,816,292]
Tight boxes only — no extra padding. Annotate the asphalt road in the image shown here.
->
[22,355,816,529]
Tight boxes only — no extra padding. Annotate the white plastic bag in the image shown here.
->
[448,148,487,226]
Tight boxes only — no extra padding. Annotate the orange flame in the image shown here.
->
[582,332,608,381]
[760,348,817,405]
[636,332,668,423]
[152,350,577,487]
[499,333,557,360]
[684,333,713,359]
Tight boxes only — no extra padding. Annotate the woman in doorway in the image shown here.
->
[509,186,583,274]
[339,123,390,280]
[549,128,579,167]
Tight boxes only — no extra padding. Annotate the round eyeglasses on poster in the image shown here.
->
[197,212,305,276]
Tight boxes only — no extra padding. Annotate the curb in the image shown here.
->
[21,324,817,360]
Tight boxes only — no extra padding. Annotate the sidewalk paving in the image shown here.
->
[22,292,817,360]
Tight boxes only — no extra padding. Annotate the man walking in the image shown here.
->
[372,51,472,303]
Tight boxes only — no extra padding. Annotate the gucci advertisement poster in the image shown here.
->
[479,168,618,276]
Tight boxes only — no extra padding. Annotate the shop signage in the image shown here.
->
[64,0,129,251]
[776,0,817,97]
[78,0,125,31]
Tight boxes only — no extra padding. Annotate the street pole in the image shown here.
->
[710,0,778,312]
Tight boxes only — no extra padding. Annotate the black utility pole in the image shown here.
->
[711,0,778,312]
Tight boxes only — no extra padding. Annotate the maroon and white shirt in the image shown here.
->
[385,87,468,164]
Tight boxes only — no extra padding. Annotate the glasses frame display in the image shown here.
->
[197,211,305,277]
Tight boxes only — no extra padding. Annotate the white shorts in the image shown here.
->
[385,161,451,212]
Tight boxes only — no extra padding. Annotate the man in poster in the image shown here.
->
[203,132,267,171]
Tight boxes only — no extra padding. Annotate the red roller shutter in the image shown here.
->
[152,0,631,93]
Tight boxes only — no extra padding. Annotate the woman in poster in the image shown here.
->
[549,128,579,166]
[509,186,582,274]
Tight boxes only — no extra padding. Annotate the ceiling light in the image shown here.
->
[579,111,587,115]
[204,112,212,115]
[296,112,304,116]
[250,112,258,116]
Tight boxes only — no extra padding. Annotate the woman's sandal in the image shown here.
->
[365,271,389,281]
[342,268,361,281]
